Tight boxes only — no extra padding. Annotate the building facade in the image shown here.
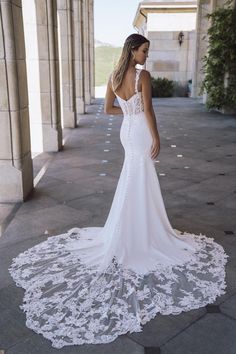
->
[134,0,236,103]
[133,1,197,93]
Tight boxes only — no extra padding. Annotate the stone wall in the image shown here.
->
[146,30,195,86]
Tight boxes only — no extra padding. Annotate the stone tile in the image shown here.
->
[0,203,20,236]
[127,308,205,347]
[66,190,115,217]
[51,155,100,168]
[36,175,67,189]
[206,143,236,159]
[219,237,236,260]
[83,161,123,179]
[172,180,236,204]
[162,193,202,216]
[181,158,235,176]
[160,314,236,354]
[224,230,234,235]
[6,333,144,354]
[46,165,99,180]
[0,285,24,312]
[216,194,236,210]
[0,306,32,349]
[220,294,236,320]
[205,304,221,313]
[32,152,54,177]
[144,347,161,354]
[181,206,236,232]
[0,204,17,226]
[158,176,195,192]
[1,205,90,247]
[43,175,117,203]
[15,191,58,216]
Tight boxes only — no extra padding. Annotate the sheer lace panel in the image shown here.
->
[112,69,144,116]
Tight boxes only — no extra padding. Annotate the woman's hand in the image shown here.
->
[150,138,160,160]
[141,70,161,160]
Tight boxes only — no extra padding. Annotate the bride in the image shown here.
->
[9,33,228,349]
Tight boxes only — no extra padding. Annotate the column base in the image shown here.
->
[43,124,63,152]
[63,110,76,128]
[85,92,91,105]
[0,153,33,202]
[76,98,85,115]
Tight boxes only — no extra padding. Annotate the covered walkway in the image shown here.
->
[0,97,236,354]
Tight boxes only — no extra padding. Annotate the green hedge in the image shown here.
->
[200,0,236,110]
[151,77,174,97]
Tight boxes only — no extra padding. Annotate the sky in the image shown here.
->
[94,0,141,47]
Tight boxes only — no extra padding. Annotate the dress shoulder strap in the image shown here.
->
[135,69,142,94]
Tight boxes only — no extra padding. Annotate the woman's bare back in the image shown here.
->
[114,68,142,100]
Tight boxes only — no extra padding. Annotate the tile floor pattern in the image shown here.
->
[0,97,236,354]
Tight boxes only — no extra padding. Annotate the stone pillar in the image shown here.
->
[191,0,214,98]
[0,0,33,202]
[72,0,85,117]
[22,0,62,152]
[82,0,91,105]
[88,0,95,99]
[57,0,76,128]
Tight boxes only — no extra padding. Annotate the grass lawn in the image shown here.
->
[95,46,122,86]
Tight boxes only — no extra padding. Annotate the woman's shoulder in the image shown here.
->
[139,69,151,77]
[139,69,151,83]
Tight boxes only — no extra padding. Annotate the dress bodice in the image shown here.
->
[111,69,144,116]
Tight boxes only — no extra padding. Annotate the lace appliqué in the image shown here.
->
[118,92,144,116]
[9,230,228,349]
[112,69,144,116]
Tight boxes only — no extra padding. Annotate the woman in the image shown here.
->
[9,34,228,349]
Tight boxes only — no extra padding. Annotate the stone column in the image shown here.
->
[88,0,95,99]
[82,0,91,105]
[72,0,85,117]
[22,0,62,152]
[0,0,33,202]
[191,0,214,98]
[57,0,76,128]
[42,0,62,150]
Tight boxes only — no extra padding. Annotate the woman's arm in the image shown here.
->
[104,75,123,115]
[141,70,160,159]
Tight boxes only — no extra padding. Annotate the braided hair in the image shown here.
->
[112,33,150,92]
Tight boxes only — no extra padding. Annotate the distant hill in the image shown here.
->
[95,42,122,86]
[95,39,114,48]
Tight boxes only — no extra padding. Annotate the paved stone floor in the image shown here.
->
[0,97,236,354]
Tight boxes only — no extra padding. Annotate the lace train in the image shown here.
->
[9,227,228,349]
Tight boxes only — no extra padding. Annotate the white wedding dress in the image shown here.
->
[9,68,228,349]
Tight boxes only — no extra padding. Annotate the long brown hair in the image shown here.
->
[112,33,150,92]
